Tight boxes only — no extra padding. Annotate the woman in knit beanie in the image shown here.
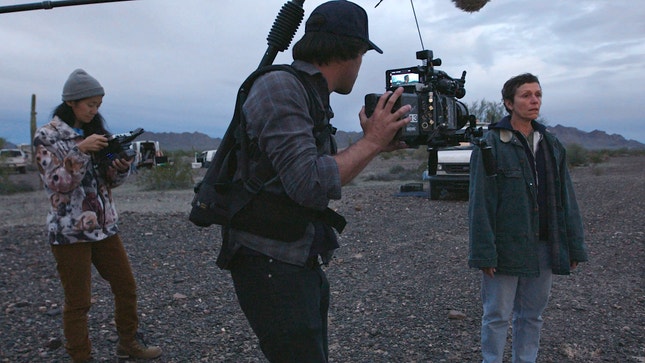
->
[33,69,162,362]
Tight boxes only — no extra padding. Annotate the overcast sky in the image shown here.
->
[1,0,644,146]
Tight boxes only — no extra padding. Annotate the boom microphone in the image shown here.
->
[451,0,490,12]
[258,0,306,68]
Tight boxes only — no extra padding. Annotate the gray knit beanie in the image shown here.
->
[61,69,105,101]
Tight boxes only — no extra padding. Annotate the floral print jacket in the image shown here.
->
[34,117,128,245]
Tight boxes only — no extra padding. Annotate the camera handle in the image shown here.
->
[426,147,438,176]
[477,139,497,177]
[464,118,497,177]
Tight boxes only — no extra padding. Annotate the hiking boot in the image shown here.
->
[115,333,162,360]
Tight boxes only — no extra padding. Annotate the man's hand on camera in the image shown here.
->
[77,134,108,154]
[333,87,412,185]
[382,139,409,153]
[359,87,411,153]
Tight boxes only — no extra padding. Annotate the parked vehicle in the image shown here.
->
[17,143,33,162]
[197,149,217,168]
[0,148,29,174]
[130,140,163,168]
[426,144,473,200]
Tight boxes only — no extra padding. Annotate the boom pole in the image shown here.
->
[0,0,135,14]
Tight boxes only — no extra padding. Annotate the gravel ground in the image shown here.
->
[1,155,644,362]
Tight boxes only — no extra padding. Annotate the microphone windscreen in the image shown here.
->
[452,0,490,12]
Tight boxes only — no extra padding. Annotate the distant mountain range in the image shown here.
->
[546,125,644,150]
[123,130,366,152]
[136,125,644,152]
[4,125,643,152]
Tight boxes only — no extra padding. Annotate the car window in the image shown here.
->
[1,150,22,157]
[0,150,22,158]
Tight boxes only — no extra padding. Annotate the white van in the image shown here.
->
[197,149,217,168]
[130,140,163,168]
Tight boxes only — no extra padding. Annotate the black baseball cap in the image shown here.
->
[305,0,383,54]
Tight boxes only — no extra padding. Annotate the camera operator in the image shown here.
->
[33,69,162,362]
[468,73,588,363]
[216,1,410,362]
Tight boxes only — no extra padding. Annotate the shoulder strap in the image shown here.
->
[241,65,327,193]
[194,66,294,199]
[239,66,346,234]
[191,65,346,234]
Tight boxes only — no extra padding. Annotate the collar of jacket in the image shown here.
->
[51,117,83,140]
[292,60,323,78]
[291,59,334,120]
[490,115,547,143]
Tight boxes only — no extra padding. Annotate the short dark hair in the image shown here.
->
[292,32,369,65]
[501,73,540,114]
[52,102,109,136]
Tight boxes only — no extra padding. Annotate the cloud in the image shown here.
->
[1,0,644,145]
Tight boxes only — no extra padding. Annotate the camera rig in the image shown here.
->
[94,127,144,173]
[365,49,480,148]
[366,50,496,176]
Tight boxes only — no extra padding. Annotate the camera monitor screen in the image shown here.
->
[387,68,421,89]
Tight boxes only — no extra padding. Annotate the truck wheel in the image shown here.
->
[429,182,441,200]
[18,166,27,174]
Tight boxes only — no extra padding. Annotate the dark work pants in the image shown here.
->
[230,254,330,363]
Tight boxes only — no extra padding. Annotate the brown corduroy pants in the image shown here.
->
[51,234,138,361]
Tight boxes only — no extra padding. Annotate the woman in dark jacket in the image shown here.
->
[468,73,588,363]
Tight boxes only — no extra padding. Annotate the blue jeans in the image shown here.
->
[480,243,553,363]
[230,254,330,363]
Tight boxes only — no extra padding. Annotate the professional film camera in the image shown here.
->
[366,50,481,149]
[94,127,144,172]
[366,50,497,177]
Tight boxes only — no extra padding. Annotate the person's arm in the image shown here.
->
[33,123,95,194]
[559,142,588,264]
[333,87,411,185]
[468,134,499,270]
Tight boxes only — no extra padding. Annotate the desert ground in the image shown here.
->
[1,154,643,362]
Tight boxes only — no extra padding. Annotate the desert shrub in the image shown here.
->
[411,147,428,160]
[566,144,588,167]
[363,172,397,182]
[588,150,608,165]
[136,162,194,191]
[603,147,629,157]
[379,152,392,161]
[389,164,405,174]
[169,150,194,158]
[364,164,422,182]
[380,148,423,161]
[0,171,35,195]
[398,168,424,180]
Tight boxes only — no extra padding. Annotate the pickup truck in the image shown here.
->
[0,149,28,174]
